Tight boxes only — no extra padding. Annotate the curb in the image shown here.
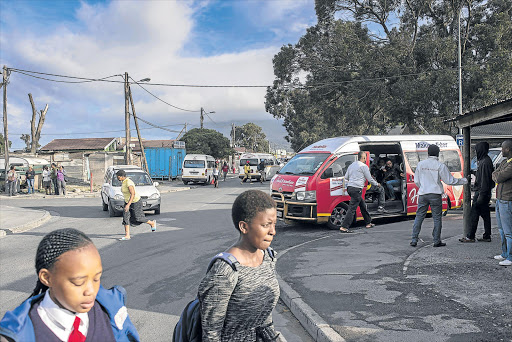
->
[277,274,346,342]
[0,209,52,237]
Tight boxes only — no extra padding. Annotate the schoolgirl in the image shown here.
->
[198,190,280,341]
[0,228,139,342]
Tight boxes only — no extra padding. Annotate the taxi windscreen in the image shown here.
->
[184,160,205,168]
[278,153,329,176]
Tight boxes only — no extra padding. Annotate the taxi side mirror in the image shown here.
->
[322,168,333,179]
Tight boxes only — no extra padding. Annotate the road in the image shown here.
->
[0,176,313,342]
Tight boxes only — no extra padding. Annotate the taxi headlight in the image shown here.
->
[296,191,316,201]
[114,194,124,200]
[149,193,160,199]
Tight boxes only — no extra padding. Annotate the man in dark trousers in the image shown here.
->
[410,144,467,247]
[340,151,384,232]
[459,142,495,243]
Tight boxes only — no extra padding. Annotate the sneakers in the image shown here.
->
[377,206,387,213]
[151,221,157,232]
[494,255,505,260]
[499,259,512,266]
[477,237,491,242]
[410,241,417,247]
[458,237,475,243]
[433,242,446,247]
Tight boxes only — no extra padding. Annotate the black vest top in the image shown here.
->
[28,299,116,342]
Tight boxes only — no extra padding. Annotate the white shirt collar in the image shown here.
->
[37,290,89,341]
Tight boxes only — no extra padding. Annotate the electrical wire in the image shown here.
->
[11,69,123,84]
[9,123,186,136]
[128,76,200,112]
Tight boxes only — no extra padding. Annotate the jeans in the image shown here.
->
[7,180,17,196]
[52,179,59,195]
[386,179,401,200]
[342,186,371,227]
[496,200,512,262]
[467,192,491,239]
[26,178,34,194]
[412,194,443,244]
[57,180,66,195]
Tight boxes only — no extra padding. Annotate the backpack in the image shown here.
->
[172,247,276,342]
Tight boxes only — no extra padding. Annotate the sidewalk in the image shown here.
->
[0,205,51,237]
[276,212,512,342]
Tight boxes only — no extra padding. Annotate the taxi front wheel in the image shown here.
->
[327,203,352,230]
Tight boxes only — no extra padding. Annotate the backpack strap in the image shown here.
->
[207,252,240,273]
[266,247,276,261]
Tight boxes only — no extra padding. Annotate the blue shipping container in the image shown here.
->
[144,147,186,179]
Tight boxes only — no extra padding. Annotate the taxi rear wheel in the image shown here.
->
[327,203,350,230]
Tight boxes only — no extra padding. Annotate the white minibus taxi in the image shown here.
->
[239,153,281,182]
[182,154,215,185]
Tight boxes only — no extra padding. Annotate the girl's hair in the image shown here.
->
[232,190,276,231]
[31,228,93,297]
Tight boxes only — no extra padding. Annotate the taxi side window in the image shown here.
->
[331,155,357,178]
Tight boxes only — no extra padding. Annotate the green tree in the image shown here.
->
[181,128,233,159]
[234,123,270,153]
[265,0,512,151]
[0,133,12,154]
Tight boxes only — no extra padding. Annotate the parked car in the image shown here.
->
[101,165,161,217]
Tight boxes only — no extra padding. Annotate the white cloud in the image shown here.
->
[1,0,309,147]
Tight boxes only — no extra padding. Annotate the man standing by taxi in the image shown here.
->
[492,139,512,266]
[410,144,467,247]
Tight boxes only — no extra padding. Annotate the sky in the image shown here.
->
[0,0,317,151]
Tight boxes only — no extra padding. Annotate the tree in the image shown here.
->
[265,0,512,151]
[20,134,31,152]
[181,128,233,159]
[0,133,11,154]
[233,123,270,153]
[28,94,48,154]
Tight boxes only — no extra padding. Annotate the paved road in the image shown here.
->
[0,176,313,342]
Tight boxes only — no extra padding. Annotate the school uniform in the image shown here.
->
[0,285,139,342]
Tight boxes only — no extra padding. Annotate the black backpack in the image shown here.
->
[172,248,275,342]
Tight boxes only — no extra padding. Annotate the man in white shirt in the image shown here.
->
[410,144,467,247]
[340,151,384,232]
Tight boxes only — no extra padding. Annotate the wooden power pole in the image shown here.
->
[2,66,10,191]
[124,72,131,165]
[200,107,204,129]
[128,87,149,173]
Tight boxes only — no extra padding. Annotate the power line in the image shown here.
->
[9,123,186,136]
[128,76,200,112]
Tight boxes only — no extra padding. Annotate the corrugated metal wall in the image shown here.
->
[145,147,185,180]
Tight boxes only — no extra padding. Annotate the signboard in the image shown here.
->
[456,134,463,147]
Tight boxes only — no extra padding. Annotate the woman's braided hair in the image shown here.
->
[31,228,93,297]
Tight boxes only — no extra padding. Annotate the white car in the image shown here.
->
[101,165,161,217]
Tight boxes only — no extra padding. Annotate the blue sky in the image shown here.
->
[0,0,317,150]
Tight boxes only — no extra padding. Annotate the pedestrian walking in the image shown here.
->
[222,162,229,181]
[241,160,252,184]
[42,166,51,195]
[257,159,266,183]
[0,228,140,341]
[25,166,35,194]
[6,165,18,196]
[198,190,280,341]
[116,170,156,241]
[492,139,512,266]
[232,162,236,174]
[56,165,66,196]
[340,151,384,232]
[410,144,467,247]
[459,142,495,243]
[50,163,59,195]
[213,164,219,188]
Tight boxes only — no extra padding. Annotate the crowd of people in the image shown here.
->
[5,163,67,196]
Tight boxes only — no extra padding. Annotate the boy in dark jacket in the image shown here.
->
[460,142,495,242]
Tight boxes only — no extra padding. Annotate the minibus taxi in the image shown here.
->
[239,153,281,182]
[182,154,215,185]
[270,135,464,229]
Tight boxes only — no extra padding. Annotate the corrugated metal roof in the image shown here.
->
[472,121,512,137]
[40,138,116,151]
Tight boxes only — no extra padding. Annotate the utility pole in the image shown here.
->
[128,87,148,173]
[2,65,10,192]
[124,72,131,165]
[200,107,204,129]
[231,123,235,147]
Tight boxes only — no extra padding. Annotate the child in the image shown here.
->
[198,190,280,341]
[212,165,219,188]
[0,228,140,342]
